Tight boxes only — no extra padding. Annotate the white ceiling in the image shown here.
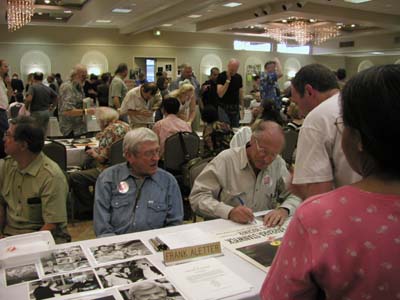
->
[1,0,400,55]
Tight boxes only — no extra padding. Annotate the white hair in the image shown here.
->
[95,107,119,123]
[123,127,159,155]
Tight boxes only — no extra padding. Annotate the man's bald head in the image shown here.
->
[227,59,240,75]
[247,120,285,170]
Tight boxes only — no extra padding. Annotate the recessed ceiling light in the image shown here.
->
[344,0,371,3]
[351,24,356,27]
[44,0,51,4]
[64,10,72,14]
[56,17,63,20]
[250,25,254,29]
[96,20,112,23]
[38,12,43,15]
[309,18,317,23]
[188,14,202,18]
[282,19,287,23]
[161,24,173,27]
[371,51,384,55]
[112,8,132,13]
[223,2,243,8]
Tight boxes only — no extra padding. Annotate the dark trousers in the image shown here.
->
[0,110,9,159]
[218,105,240,128]
[69,168,101,219]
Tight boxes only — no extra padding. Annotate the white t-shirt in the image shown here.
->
[293,93,362,188]
[0,79,9,110]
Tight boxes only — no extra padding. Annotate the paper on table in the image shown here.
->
[157,228,217,249]
[165,257,252,300]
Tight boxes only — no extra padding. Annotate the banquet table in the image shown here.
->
[0,218,273,300]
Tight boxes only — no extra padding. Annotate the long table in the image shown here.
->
[0,218,272,300]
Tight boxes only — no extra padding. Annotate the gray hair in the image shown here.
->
[69,64,87,81]
[251,119,283,139]
[123,127,159,155]
[95,107,119,123]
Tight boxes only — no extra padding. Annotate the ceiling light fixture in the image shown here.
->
[64,10,72,14]
[96,20,112,23]
[223,2,242,8]
[55,17,62,20]
[371,51,384,55]
[112,8,132,13]
[266,18,340,45]
[7,0,35,31]
[188,14,202,18]
[44,0,51,4]
[344,0,372,3]
[161,24,173,27]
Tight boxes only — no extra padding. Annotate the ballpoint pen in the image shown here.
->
[236,196,257,224]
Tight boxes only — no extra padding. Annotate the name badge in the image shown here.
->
[263,175,272,186]
[118,181,129,194]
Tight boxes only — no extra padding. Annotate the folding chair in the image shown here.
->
[109,139,125,166]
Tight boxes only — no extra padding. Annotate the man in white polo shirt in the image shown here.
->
[291,64,362,200]
[0,59,13,158]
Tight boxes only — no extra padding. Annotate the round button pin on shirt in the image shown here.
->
[118,181,129,194]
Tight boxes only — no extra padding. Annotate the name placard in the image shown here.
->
[163,242,222,266]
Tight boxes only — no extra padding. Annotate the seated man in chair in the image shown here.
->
[0,116,70,243]
[94,128,183,237]
[190,120,301,227]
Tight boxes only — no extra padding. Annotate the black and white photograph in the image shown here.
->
[120,278,185,300]
[5,263,39,286]
[40,245,90,275]
[90,240,152,264]
[70,289,120,300]
[95,258,163,288]
[29,270,101,300]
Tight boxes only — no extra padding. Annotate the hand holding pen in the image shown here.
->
[228,196,256,224]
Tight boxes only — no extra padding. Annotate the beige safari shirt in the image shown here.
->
[189,146,301,219]
[120,86,161,128]
[0,153,70,243]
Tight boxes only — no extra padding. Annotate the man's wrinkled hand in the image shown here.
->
[228,206,254,224]
[263,208,289,227]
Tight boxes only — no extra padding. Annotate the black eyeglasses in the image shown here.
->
[334,116,344,134]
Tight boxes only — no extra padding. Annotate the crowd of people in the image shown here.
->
[1,56,399,299]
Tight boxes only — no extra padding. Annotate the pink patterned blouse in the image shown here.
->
[261,185,400,300]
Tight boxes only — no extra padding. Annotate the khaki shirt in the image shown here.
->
[0,153,70,243]
[120,86,161,128]
[189,146,301,219]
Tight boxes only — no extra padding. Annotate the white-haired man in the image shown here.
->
[58,64,95,137]
[190,120,301,227]
[94,128,183,237]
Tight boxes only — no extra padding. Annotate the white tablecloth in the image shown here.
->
[0,219,267,300]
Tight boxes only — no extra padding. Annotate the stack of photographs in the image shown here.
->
[2,239,185,300]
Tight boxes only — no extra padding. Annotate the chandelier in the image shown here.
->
[266,19,340,45]
[7,0,36,32]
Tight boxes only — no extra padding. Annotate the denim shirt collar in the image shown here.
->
[117,162,164,187]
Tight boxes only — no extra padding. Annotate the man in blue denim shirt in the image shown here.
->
[94,128,183,237]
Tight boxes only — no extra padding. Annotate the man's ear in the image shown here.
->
[304,84,313,97]
[18,140,29,152]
